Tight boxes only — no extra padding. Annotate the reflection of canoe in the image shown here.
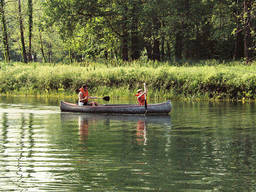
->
[60,101,172,114]
[60,112,171,125]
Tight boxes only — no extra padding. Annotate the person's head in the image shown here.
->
[137,89,143,93]
[82,84,87,90]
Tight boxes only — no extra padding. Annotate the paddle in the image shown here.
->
[76,96,110,104]
[144,83,147,110]
[90,96,110,101]
[102,96,110,101]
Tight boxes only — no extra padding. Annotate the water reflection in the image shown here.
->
[61,112,171,123]
[136,120,147,145]
[2,99,256,191]
[61,113,171,146]
[79,116,89,141]
[0,112,37,190]
[28,113,35,158]
[1,113,8,145]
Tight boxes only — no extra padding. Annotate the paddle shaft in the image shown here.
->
[144,83,147,110]
[91,96,110,101]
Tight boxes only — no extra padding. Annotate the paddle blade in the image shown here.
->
[103,96,110,101]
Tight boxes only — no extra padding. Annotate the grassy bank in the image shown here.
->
[1,61,256,101]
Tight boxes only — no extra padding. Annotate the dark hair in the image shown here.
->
[82,84,87,89]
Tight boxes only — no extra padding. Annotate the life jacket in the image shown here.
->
[135,93,145,106]
[79,88,89,103]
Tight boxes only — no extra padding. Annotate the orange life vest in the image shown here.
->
[135,93,145,106]
[79,88,89,103]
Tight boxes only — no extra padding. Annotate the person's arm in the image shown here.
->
[137,92,146,98]
[88,96,98,99]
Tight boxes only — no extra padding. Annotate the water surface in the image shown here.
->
[0,96,256,191]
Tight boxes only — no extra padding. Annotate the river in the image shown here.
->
[0,96,255,191]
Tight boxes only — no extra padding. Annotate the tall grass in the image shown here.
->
[0,61,256,101]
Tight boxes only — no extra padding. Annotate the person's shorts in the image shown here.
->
[78,101,88,106]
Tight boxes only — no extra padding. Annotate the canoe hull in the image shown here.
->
[60,101,172,114]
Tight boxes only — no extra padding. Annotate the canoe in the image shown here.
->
[60,101,172,114]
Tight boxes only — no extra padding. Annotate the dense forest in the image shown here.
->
[0,0,255,64]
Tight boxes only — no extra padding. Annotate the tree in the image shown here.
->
[28,0,33,62]
[0,0,10,62]
[243,0,254,63]
[18,0,27,63]
[40,0,255,63]
[231,0,256,62]
[39,27,46,62]
[130,0,143,60]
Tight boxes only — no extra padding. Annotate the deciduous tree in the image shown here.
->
[0,0,10,62]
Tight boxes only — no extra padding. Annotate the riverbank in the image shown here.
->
[1,61,256,102]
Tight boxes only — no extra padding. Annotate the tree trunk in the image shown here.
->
[243,0,251,63]
[152,38,160,61]
[160,36,165,61]
[130,1,140,60]
[233,2,244,60]
[131,28,140,60]
[152,17,160,61]
[145,41,153,60]
[233,31,244,60]
[0,0,10,62]
[175,32,183,60]
[18,0,27,63]
[121,11,129,61]
[121,35,129,61]
[166,41,171,61]
[48,43,52,63]
[28,0,33,62]
[39,29,46,62]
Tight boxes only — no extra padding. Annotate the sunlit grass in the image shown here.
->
[0,60,256,101]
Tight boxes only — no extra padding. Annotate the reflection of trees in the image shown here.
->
[2,103,256,191]
[28,113,35,158]
[167,102,256,190]
[1,113,8,144]
[17,114,25,184]
[1,113,9,178]
[0,112,36,190]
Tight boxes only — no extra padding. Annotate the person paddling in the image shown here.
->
[78,84,98,106]
[135,88,147,106]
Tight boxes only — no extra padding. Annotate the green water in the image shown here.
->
[0,96,256,191]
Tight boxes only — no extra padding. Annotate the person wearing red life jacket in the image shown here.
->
[135,88,147,106]
[78,84,98,106]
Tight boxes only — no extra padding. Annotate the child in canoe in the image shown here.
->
[78,84,98,106]
[136,88,147,106]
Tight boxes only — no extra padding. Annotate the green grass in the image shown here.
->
[1,60,256,101]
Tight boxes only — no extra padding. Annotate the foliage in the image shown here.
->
[0,0,255,62]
